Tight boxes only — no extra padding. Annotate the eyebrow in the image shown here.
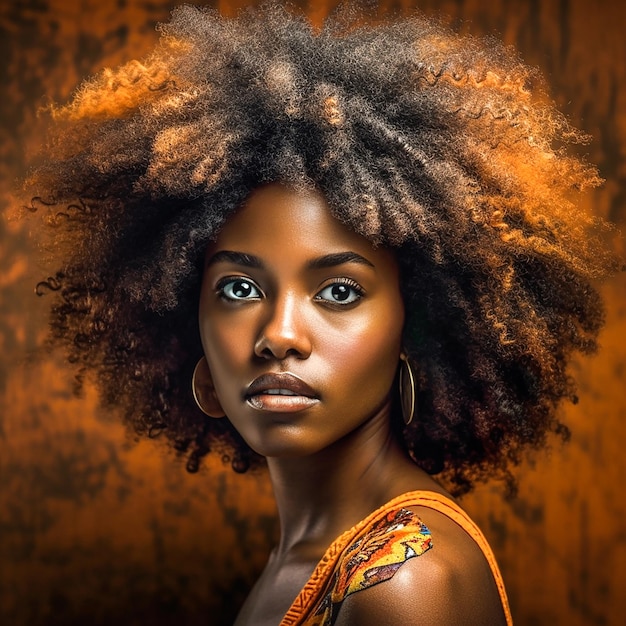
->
[205,249,374,270]
[306,251,374,270]
[206,250,264,269]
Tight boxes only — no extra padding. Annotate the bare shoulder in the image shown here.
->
[334,505,509,626]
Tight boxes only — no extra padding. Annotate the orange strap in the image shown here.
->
[280,490,513,626]
[400,491,513,626]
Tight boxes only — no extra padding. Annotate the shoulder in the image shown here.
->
[333,504,509,626]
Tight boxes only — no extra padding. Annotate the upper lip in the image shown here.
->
[245,373,317,399]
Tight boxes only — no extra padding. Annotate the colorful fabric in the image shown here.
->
[280,490,513,626]
[310,507,432,625]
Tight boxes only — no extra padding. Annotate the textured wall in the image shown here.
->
[1,1,625,624]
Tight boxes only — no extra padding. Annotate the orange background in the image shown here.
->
[1,1,625,625]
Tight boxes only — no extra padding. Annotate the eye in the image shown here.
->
[216,277,262,301]
[315,279,364,306]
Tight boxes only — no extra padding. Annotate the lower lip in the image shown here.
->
[246,394,319,412]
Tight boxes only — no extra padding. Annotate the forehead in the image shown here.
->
[208,183,396,270]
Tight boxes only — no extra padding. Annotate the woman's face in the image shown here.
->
[198,183,405,458]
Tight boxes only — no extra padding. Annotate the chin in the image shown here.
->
[249,441,318,460]
[243,432,330,460]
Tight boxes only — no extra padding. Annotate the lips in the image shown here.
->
[245,373,319,412]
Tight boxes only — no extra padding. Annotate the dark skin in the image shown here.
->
[196,183,507,625]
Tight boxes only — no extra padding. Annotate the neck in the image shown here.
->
[266,405,420,557]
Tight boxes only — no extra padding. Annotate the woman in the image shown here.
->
[26,3,615,624]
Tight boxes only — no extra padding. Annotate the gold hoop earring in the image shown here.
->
[399,353,416,426]
[192,358,211,416]
[192,356,225,418]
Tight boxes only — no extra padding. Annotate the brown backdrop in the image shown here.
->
[1,1,625,625]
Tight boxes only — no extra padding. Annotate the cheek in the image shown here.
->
[201,313,249,371]
[199,319,247,413]
[320,299,404,391]
[198,290,252,389]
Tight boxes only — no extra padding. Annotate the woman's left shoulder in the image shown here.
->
[334,503,509,626]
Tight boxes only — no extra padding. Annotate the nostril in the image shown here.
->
[253,329,311,361]
[256,344,276,360]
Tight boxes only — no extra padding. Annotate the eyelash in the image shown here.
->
[215,276,263,302]
[314,277,365,306]
[215,276,365,306]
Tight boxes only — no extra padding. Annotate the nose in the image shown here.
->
[254,291,312,360]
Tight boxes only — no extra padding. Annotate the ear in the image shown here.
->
[192,356,226,418]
